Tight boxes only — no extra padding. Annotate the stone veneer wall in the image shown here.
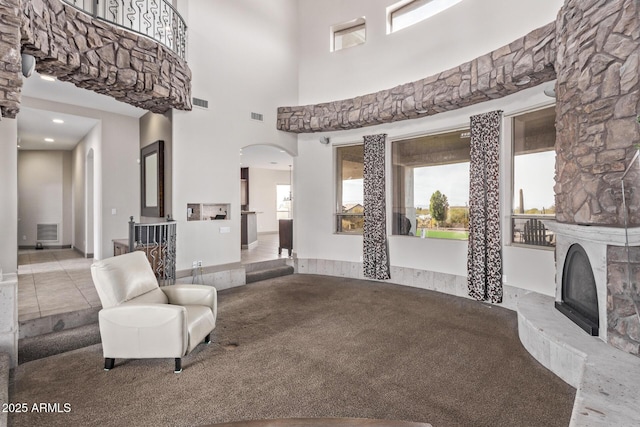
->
[607,245,640,355]
[0,0,191,119]
[277,22,557,133]
[0,0,21,118]
[554,0,640,226]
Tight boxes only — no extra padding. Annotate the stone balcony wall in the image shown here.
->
[0,0,191,119]
[277,22,557,133]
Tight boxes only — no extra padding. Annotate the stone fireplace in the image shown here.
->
[552,0,640,357]
[548,222,640,355]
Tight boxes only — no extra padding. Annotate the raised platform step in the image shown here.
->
[19,306,100,339]
[246,265,294,284]
[243,258,291,273]
[517,292,640,426]
[18,323,101,364]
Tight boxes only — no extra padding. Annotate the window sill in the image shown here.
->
[509,243,555,251]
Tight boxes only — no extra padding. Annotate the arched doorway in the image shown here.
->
[239,144,295,262]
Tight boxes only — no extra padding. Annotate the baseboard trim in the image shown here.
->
[18,244,72,250]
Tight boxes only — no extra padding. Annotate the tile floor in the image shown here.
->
[240,232,289,264]
[17,249,99,322]
[17,232,288,322]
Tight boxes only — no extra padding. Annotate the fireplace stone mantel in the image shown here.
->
[546,222,640,247]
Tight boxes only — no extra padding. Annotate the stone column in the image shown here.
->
[0,0,22,118]
[554,0,640,226]
[0,117,18,367]
[555,0,640,357]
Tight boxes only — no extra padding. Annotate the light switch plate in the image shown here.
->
[219,227,231,234]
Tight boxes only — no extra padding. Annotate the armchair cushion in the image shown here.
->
[91,251,159,308]
[162,284,217,319]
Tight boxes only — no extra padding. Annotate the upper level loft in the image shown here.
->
[62,0,186,60]
[0,0,192,119]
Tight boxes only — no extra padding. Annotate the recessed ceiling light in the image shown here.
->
[44,138,54,142]
[17,144,21,148]
[52,119,64,124]
[40,75,56,82]
[279,150,285,153]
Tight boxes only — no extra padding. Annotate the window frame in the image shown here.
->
[387,0,463,34]
[276,184,292,220]
[335,143,365,235]
[331,17,366,52]
[508,105,557,250]
[390,127,471,240]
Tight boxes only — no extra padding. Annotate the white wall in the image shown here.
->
[0,118,18,274]
[171,0,299,271]
[17,151,72,247]
[23,97,139,260]
[72,124,101,256]
[297,0,565,104]
[249,168,291,233]
[293,0,564,297]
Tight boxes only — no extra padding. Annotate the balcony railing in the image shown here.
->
[62,0,187,60]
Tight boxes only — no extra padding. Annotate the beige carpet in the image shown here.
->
[9,274,575,427]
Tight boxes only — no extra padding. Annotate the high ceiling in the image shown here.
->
[18,73,294,170]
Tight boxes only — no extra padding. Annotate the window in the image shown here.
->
[392,129,470,240]
[277,185,291,220]
[331,18,366,52]
[388,0,463,33]
[511,107,556,247]
[336,144,364,233]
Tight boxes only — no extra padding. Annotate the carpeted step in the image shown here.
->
[0,353,9,427]
[246,265,294,284]
[18,323,101,364]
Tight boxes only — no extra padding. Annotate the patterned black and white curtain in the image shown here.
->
[467,111,502,303]
[363,134,391,280]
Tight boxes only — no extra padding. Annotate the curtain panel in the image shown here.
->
[363,134,391,280]
[467,111,503,303]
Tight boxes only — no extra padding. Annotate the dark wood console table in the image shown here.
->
[278,219,293,256]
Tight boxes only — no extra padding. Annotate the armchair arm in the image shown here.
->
[99,304,188,359]
[161,284,217,319]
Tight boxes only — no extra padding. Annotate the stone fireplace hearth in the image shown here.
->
[548,222,640,355]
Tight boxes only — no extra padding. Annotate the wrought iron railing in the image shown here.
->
[62,0,187,60]
[129,216,177,285]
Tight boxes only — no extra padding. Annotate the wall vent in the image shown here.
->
[37,224,59,242]
[193,97,209,109]
[251,112,264,122]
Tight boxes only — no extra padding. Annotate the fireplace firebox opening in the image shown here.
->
[555,243,599,336]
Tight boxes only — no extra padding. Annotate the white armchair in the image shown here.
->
[91,251,217,373]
